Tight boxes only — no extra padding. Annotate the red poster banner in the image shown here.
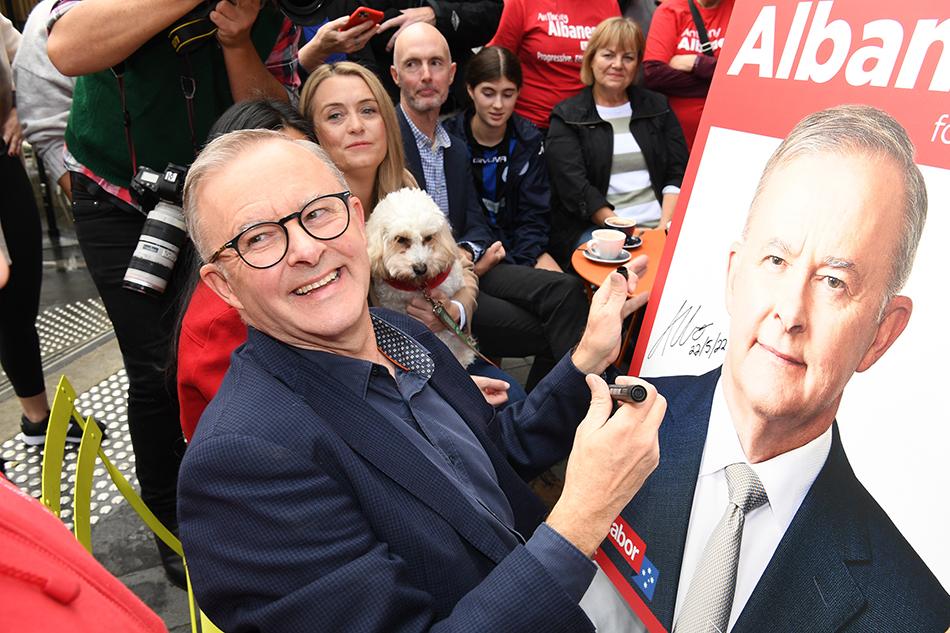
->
[604,1,950,631]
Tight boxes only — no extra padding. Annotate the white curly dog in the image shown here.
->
[366,188,476,368]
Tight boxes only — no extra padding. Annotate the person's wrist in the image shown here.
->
[546,502,609,558]
[458,242,476,261]
[571,344,606,377]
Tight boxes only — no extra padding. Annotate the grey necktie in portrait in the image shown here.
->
[674,463,769,633]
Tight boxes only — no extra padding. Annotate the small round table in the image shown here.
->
[571,228,668,366]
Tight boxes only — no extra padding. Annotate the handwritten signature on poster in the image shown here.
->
[647,300,727,361]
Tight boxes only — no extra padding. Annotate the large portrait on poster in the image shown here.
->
[593,1,950,631]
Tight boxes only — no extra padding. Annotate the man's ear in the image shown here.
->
[857,295,912,373]
[390,65,400,87]
[448,61,457,87]
[200,263,244,313]
[724,241,743,317]
[350,196,367,243]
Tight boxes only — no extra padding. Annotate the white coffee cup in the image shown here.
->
[588,229,626,260]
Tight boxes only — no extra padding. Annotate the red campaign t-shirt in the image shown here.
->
[643,0,735,148]
[489,0,620,129]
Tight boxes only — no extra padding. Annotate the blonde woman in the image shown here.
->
[546,16,689,269]
[301,62,522,403]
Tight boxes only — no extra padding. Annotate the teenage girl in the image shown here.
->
[444,46,562,273]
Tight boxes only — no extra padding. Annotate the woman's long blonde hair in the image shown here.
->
[300,62,417,211]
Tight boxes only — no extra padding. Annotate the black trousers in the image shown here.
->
[70,176,187,525]
[0,152,44,398]
[472,264,589,391]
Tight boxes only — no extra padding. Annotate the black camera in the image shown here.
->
[123,164,189,297]
[275,0,330,26]
[130,164,187,209]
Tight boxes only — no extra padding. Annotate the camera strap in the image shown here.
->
[110,52,201,178]
[110,3,216,177]
[110,62,138,177]
[179,54,199,160]
[168,2,219,55]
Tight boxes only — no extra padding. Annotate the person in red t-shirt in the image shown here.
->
[488,0,620,130]
[643,0,735,151]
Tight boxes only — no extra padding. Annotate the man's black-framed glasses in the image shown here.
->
[208,191,352,269]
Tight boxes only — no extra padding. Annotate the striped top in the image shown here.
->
[596,102,662,227]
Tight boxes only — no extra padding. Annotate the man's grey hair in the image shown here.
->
[745,104,927,306]
[183,129,348,262]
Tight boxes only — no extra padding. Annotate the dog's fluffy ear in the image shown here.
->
[365,215,388,279]
[434,221,460,267]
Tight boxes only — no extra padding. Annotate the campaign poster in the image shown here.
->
[595,1,950,630]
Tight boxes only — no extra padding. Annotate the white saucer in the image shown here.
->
[582,249,632,265]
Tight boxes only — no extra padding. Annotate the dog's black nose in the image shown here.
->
[412,263,428,277]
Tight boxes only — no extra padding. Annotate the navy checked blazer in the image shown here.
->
[606,368,950,632]
[178,309,598,633]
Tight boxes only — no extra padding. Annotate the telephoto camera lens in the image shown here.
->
[124,164,189,296]
[122,201,188,297]
[275,0,329,25]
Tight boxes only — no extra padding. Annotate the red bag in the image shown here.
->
[0,475,167,632]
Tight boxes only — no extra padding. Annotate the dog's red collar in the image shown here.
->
[383,268,451,293]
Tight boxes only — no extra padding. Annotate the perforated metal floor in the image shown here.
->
[0,298,114,400]
[1,371,134,529]
[36,298,113,358]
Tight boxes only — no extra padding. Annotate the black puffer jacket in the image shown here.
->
[444,111,552,267]
[545,84,688,267]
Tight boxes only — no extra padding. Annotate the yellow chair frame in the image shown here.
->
[41,375,222,633]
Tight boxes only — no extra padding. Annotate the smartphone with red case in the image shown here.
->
[340,7,384,30]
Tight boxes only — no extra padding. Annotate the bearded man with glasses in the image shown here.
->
[177,129,668,633]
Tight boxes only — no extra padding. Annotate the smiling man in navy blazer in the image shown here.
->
[594,106,950,632]
[175,128,668,632]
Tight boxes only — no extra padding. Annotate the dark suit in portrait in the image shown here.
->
[604,368,950,632]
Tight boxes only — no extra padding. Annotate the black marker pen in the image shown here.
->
[608,383,648,403]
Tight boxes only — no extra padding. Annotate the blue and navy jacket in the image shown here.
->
[444,111,552,267]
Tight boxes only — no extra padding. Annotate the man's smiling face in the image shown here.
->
[723,151,910,448]
[198,139,371,351]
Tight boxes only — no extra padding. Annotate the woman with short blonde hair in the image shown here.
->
[545,16,689,269]
[579,16,646,86]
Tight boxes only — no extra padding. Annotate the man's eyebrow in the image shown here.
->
[823,256,856,270]
[232,195,328,232]
[765,238,791,253]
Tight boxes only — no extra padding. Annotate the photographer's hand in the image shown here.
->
[212,0,258,48]
[211,0,289,103]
